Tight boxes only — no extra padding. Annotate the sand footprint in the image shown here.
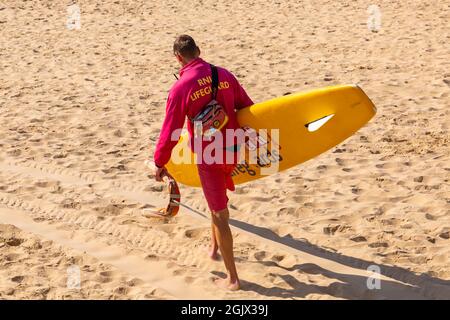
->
[11,275,25,283]
[172,269,187,276]
[97,270,117,283]
[253,251,267,261]
[368,241,389,248]
[335,158,348,166]
[184,227,209,240]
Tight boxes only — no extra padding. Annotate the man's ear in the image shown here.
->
[197,47,201,57]
[175,53,184,64]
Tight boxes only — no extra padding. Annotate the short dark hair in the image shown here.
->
[173,35,199,59]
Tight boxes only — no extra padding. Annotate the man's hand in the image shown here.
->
[144,160,167,182]
[154,165,167,182]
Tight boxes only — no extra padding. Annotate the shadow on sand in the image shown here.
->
[227,218,450,300]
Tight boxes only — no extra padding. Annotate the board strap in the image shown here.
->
[210,64,219,100]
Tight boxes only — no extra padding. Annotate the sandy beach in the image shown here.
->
[0,0,449,299]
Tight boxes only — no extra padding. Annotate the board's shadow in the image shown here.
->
[229,218,450,300]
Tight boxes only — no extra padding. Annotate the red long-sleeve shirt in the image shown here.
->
[153,58,253,167]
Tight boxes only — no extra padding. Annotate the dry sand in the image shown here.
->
[0,0,449,299]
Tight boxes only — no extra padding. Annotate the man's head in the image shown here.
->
[173,35,200,66]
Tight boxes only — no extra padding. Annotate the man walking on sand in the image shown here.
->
[152,35,253,291]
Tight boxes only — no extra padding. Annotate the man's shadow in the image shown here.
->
[226,218,450,300]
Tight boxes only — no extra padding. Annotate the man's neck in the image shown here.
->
[181,56,199,67]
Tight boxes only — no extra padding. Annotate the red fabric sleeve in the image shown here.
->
[231,73,254,110]
[153,90,186,167]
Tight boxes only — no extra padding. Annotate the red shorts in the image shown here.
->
[197,163,236,212]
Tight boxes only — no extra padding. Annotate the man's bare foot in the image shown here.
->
[213,277,240,291]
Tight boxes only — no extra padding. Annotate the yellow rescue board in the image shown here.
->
[165,84,376,187]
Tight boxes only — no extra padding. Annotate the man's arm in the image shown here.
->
[153,90,186,168]
[231,73,254,110]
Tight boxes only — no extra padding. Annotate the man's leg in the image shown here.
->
[196,163,239,289]
[211,207,240,291]
[209,220,220,260]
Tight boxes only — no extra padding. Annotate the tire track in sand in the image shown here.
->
[0,161,221,272]
[0,160,259,299]
[0,207,199,299]
[0,192,228,289]
[1,159,449,299]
